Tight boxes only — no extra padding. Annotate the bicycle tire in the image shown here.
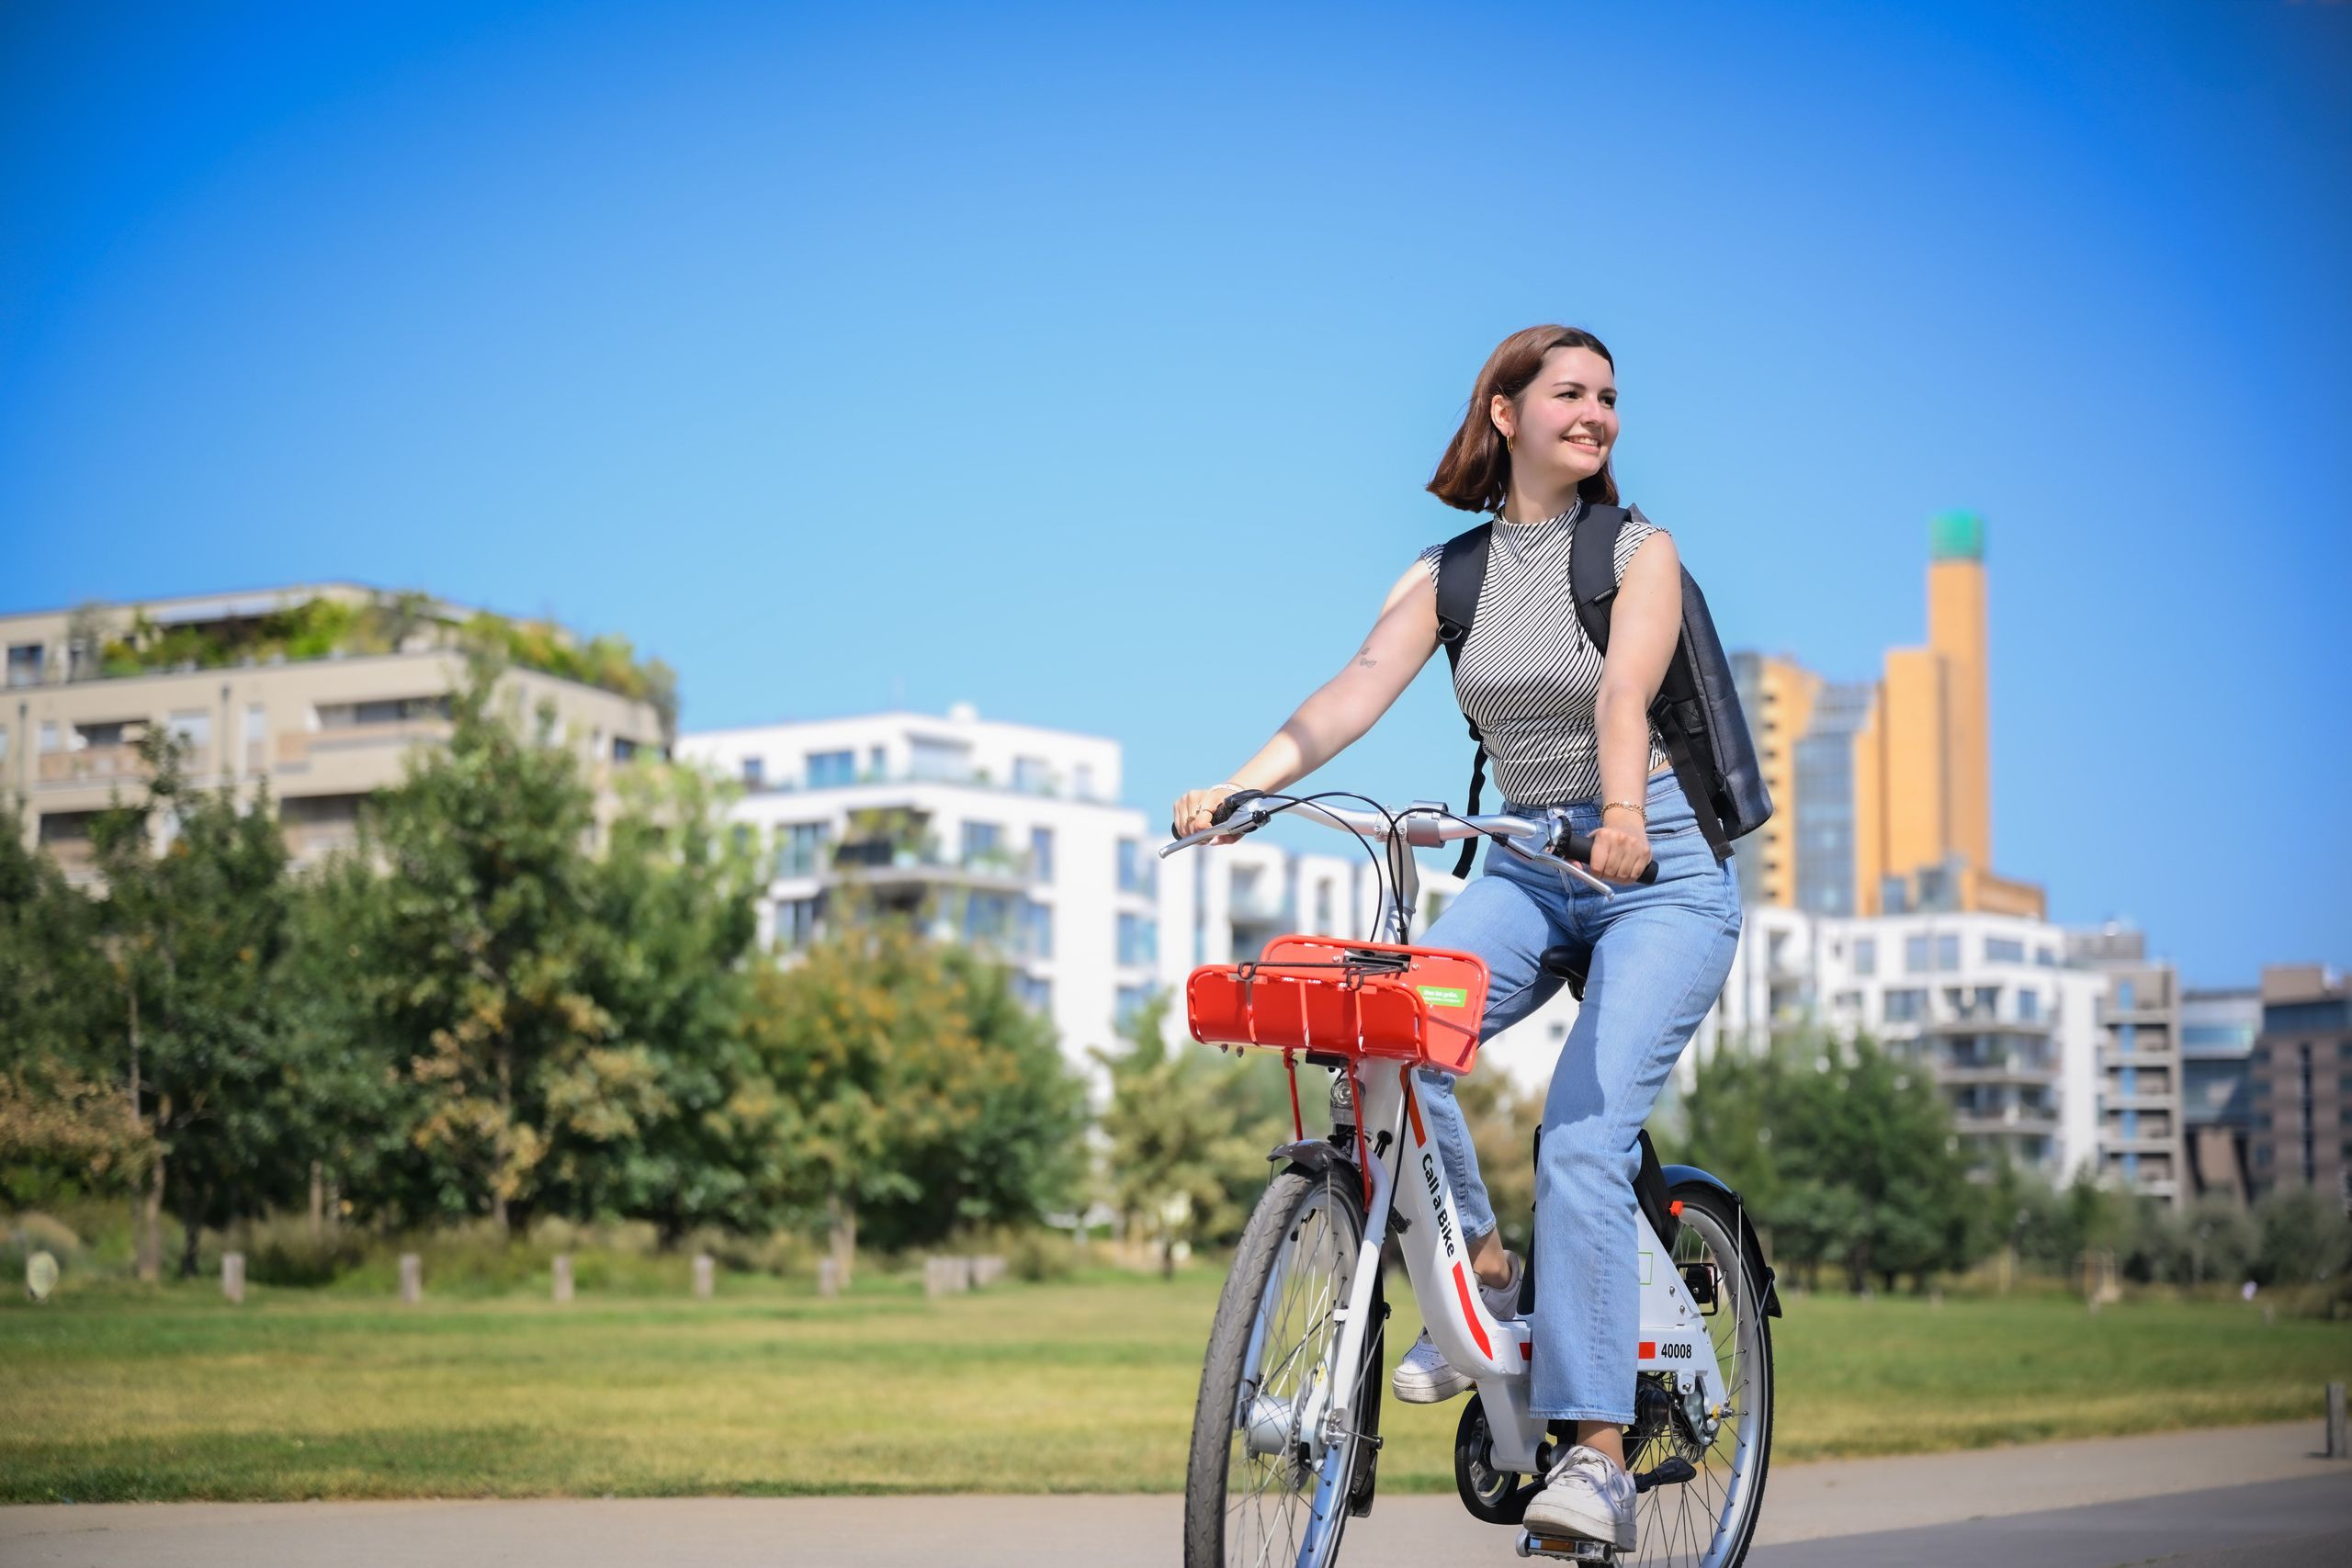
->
[1182,1164,1370,1568]
[1628,1180,1776,1568]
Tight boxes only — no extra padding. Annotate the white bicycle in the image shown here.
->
[1164,790,1779,1568]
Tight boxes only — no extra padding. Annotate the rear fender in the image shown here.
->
[1661,1164,1783,1317]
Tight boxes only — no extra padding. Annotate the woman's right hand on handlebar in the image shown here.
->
[1172,783,1248,843]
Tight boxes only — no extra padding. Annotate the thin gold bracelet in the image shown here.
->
[1602,800,1646,820]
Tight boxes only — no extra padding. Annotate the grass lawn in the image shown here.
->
[4,1268,2347,1503]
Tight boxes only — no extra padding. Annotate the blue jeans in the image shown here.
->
[1413,766,1741,1423]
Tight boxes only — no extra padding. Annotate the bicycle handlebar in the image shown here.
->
[1162,788,1660,887]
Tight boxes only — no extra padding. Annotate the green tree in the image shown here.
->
[0,803,109,1074]
[321,655,612,1229]
[87,735,301,1277]
[1678,1031,1977,1292]
[1093,994,1279,1276]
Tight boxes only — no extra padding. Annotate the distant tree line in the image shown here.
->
[0,658,1082,1278]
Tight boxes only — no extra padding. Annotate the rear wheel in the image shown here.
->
[1182,1164,1372,1568]
[1623,1181,1775,1568]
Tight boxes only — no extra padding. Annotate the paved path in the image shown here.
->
[6,1421,2346,1567]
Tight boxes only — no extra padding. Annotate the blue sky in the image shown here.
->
[4,0,2346,985]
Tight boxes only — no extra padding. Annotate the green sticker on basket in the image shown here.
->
[1416,985,1469,1008]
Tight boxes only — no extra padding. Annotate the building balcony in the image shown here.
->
[35,742,160,788]
[2097,998,2173,1025]
[2099,1046,2177,1070]
[831,847,1035,895]
[1952,1106,2062,1136]
[275,719,454,771]
[1937,1058,2058,1086]
[2103,1090,2176,1112]
[1922,1010,2054,1036]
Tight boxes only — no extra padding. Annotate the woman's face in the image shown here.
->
[1490,344,1617,491]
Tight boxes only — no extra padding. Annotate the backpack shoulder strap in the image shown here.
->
[1433,521,1492,667]
[1567,503,1630,651]
[1433,521,1493,878]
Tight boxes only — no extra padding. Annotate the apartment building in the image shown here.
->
[2180,987,2260,1204]
[1711,905,2103,1181]
[678,706,1158,1085]
[2065,925,2188,1207]
[2247,965,2352,1201]
[3,584,668,874]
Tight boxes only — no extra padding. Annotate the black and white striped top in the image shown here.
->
[1417,502,1671,808]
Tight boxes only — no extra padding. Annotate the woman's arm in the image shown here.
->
[1173,562,1441,834]
[1588,532,1683,880]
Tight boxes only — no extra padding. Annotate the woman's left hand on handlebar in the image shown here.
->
[1588,822,1654,883]
[1171,783,1246,843]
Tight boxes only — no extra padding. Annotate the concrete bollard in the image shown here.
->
[2328,1382,2347,1460]
[552,1254,573,1304]
[925,1256,971,1297]
[221,1251,245,1305]
[399,1252,422,1305]
[693,1253,715,1300]
[972,1254,1006,1289]
[817,1256,840,1298]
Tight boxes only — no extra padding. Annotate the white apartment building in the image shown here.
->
[1711,905,2104,1182]
[677,706,1160,1089]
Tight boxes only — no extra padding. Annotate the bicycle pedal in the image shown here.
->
[1513,1530,1612,1562]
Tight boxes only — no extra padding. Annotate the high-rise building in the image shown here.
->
[2247,965,2352,1201]
[1792,681,1874,917]
[678,705,1152,1085]
[1728,652,1818,910]
[3,584,669,875]
[2181,987,2260,1204]
[1853,513,2045,919]
[2066,925,2188,1208]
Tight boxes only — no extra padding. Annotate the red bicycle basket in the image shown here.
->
[1185,935,1492,1076]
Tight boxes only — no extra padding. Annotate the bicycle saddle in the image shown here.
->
[1538,945,1590,1000]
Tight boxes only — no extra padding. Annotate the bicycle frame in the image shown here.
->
[1313,1062,1724,1477]
[1191,797,1728,1480]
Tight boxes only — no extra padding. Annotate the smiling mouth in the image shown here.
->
[1566,435,1602,450]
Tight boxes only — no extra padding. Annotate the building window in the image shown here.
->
[1904,935,1931,975]
[1013,974,1053,1014]
[2119,1023,2136,1054]
[1012,755,1050,794]
[965,891,1017,946]
[315,694,449,729]
[2122,1152,2140,1181]
[2121,1110,2139,1140]
[961,820,1004,867]
[806,750,855,788]
[1985,936,2025,964]
[2018,989,2041,1022]
[1117,838,1155,896]
[1074,763,1097,800]
[2120,1066,2138,1097]
[1029,826,1054,883]
[0,725,9,764]
[775,897,820,949]
[38,721,59,754]
[1115,982,1156,1030]
[1314,881,1334,932]
[776,822,831,878]
[613,736,639,762]
[867,745,887,779]
[1852,938,1876,977]
[2035,946,2057,967]
[1118,912,1158,967]
[741,755,765,790]
[2117,978,2136,1009]
[1884,988,1928,1023]
[909,738,966,783]
[1937,934,1962,971]
[6,644,43,687]
[1022,898,1055,960]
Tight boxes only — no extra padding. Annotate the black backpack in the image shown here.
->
[1432,503,1771,875]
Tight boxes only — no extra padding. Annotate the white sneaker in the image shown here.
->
[1521,1444,1636,1551]
[1389,1253,1522,1404]
[1390,1328,1472,1403]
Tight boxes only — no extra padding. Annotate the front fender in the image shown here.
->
[1662,1163,1783,1318]
[1270,1137,1359,1186]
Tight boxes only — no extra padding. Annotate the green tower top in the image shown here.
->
[1930,510,1984,561]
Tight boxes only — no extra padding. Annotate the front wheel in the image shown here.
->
[1624,1180,1776,1568]
[1182,1164,1372,1568]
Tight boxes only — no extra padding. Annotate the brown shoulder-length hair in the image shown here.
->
[1427,324,1619,513]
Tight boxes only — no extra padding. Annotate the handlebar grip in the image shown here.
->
[1563,830,1661,886]
[1209,788,1264,827]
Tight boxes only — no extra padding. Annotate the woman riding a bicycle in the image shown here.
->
[1173,323,1743,1556]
